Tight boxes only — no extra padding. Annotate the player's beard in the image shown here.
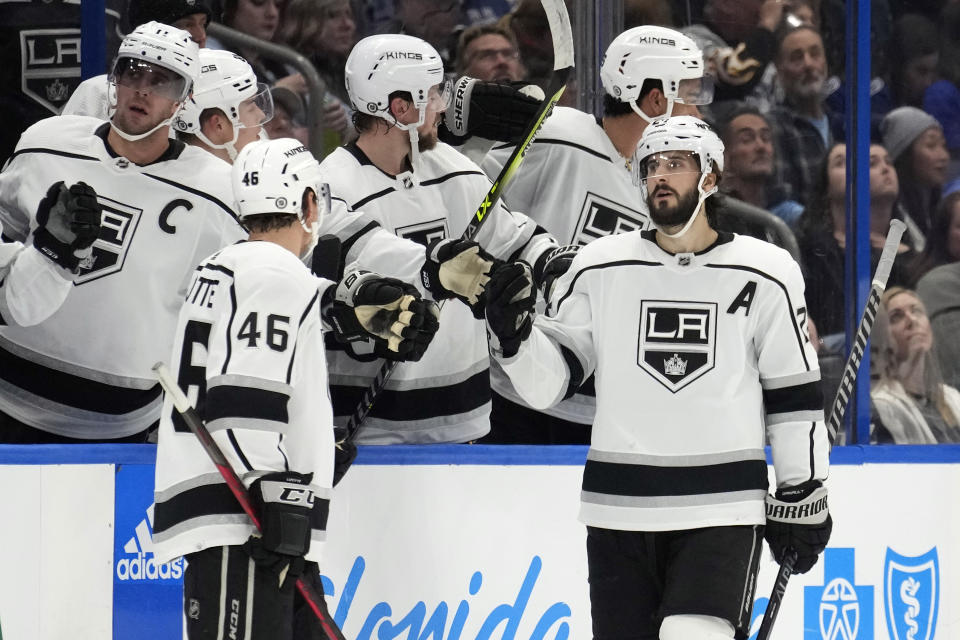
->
[647,185,700,229]
[418,129,439,152]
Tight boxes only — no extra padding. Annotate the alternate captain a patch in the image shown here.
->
[637,301,717,392]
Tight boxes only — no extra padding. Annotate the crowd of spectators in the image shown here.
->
[5,0,960,445]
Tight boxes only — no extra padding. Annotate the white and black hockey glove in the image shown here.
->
[244,471,315,588]
[485,261,535,359]
[764,479,833,574]
[535,244,580,308]
[325,270,440,362]
[440,76,545,145]
[33,181,102,273]
[421,238,500,319]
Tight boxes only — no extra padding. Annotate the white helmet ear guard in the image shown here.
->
[636,116,724,237]
[600,25,710,122]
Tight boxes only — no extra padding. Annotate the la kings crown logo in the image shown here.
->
[638,300,716,392]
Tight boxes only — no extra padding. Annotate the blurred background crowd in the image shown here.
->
[3,0,960,444]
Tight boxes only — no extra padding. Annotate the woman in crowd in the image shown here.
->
[797,141,916,337]
[870,287,960,443]
[881,106,950,238]
[908,191,960,285]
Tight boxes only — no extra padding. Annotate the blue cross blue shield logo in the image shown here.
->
[884,547,939,640]
[804,548,873,639]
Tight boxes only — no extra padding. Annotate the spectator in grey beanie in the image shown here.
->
[882,106,950,237]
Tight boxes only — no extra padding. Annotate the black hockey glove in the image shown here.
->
[764,479,833,574]
[535,244,581,308]
[325,270,440,362]
[33,181,102,273]
[244,471,315,588]
[485,261,535,359]
[421,238,500,319]
[440,76,544,145]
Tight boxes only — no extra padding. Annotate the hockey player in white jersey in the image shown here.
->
[0,183,102,326]
[0,22,246,443]
[173,48,275,162]
[317,33,559,444]
[153,138,437,640]
[481,25,714,443]
[485,116,832,639]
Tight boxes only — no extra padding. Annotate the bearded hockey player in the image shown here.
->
[485,116,832,639]
[480,25,714,443]
[0,22,246,443]
[317,33,559,444]
[153,138,438,640]
[173,48,275,162]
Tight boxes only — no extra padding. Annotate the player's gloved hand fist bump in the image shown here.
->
[421,238,499,318]
[764,479,832,574]
[33,180,102,273]
[485,261,535,359]
[536,244,580,306]
[442,76,543,144]
[327,270,440,361]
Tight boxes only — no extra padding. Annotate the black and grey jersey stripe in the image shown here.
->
[581,449,769,508]
[152,474,331,544]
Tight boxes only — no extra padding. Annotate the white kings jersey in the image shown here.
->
[0,116,245,438]
[319,141,557,444]
[0,227,73,327]
[498,230,830,531]
[152,242,335,564]
[482,106,650,425]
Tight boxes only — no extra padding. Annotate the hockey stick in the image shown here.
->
[756,219,906,640]
[341,0,574,443]
[152,362,346,640]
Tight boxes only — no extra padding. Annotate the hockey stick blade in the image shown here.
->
[757,219,907,639]
[826,218,906,446]
[153,362,346,640]
[342,0,573,443]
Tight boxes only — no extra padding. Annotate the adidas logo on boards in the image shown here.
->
[116,504,185,581]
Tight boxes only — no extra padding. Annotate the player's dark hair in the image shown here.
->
[175,107,228,144]
[352,90,412,133]
[242,188,316,233]
[603,79,663,117]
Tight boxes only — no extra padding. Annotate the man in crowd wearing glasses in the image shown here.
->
[0,23,245,443]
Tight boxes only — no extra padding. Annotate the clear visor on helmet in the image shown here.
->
[236,83,275,128]
[638,150,702,180]
[428,79,453,111]
[110,58,188,102]
[675,76,715,105]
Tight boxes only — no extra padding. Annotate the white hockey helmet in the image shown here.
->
[344,34,448,130]
[636,116,724,238]
[232,138,331,255]
[173,49,274,159]
[111,21,200,102]
[600,26,711,122]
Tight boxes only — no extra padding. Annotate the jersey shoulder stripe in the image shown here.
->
[554,258,664,309]
[535,138,611,162]
[353,187,395,210]
[420,169,486,187]
[143,172,239,222]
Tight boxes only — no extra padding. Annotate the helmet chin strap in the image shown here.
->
[655,173,717,239]
[109,92,182,142]
[630,97,676,124]
[194,126,242,161]
[395,107,427,179]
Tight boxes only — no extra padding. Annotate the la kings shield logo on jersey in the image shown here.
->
[573,192,648,244]
[395,218,448,247]
[75,197,143,285]
[638,301,716,392]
